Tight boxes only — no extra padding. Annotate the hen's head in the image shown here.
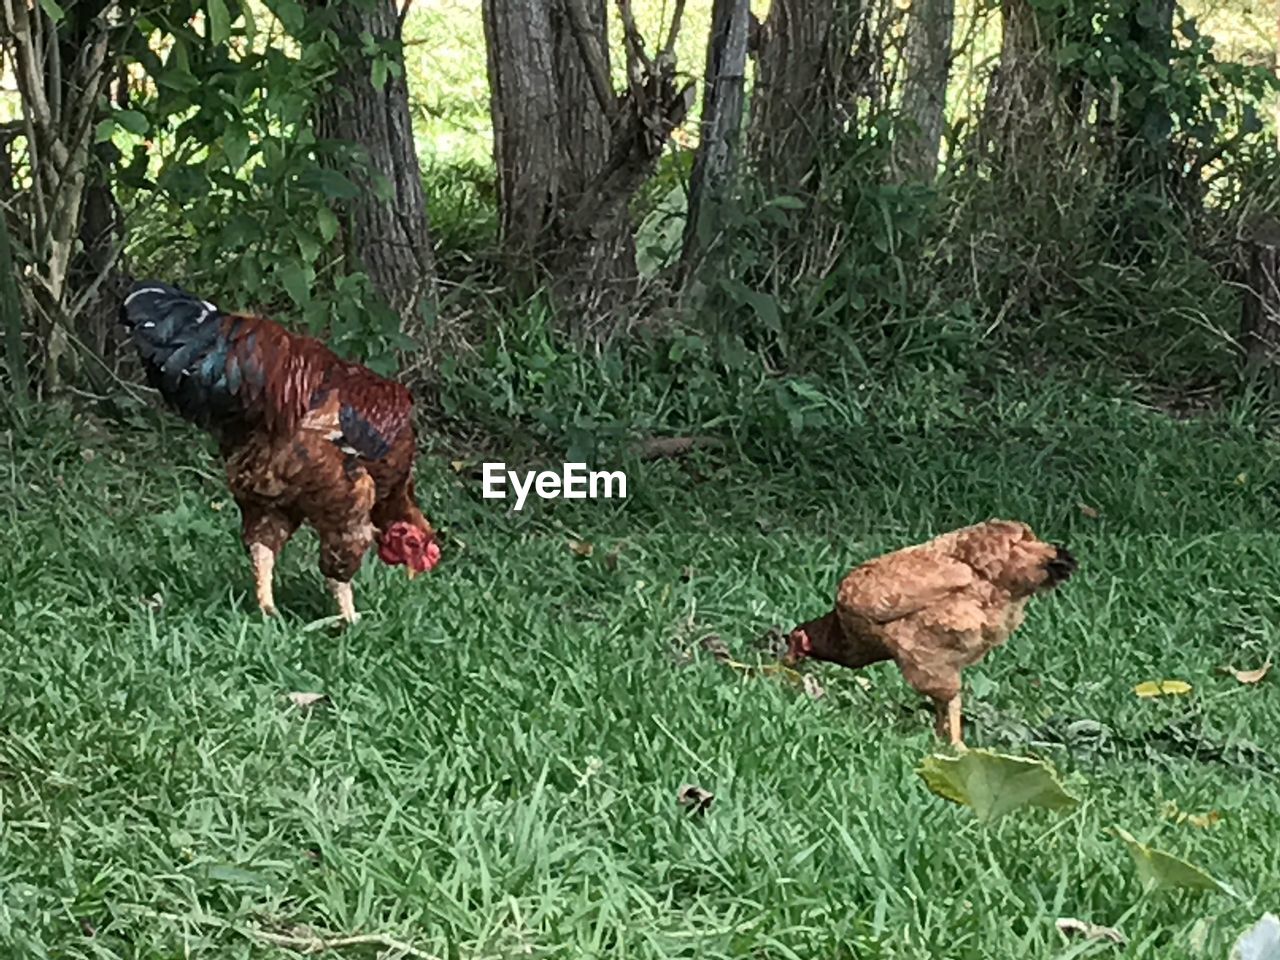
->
[783,627,813,665]
[378,521,441,578]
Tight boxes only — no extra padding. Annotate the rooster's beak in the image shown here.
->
[406,566,419,580]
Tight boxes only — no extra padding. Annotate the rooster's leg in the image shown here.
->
[240,504,298,617]
[249,543,279,616]
[327,579,359,624]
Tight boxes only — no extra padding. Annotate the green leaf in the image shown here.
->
[316,206,339,243]
[294,225,321,264]
[115,110,149,135]
[278,262,313,308]
[94,119,117,144]
[36,0,65,23]
[207,0,231,45]
[916,749,1078,823]
[371,172,395,203]
[372,55,389,91]
[242,0,257,46]
[1113,826,1232,895]
[223,126,250,168]
[298,168,359,200]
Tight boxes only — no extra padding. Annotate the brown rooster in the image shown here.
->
[784,520,1076,746]
[121,281,440,623]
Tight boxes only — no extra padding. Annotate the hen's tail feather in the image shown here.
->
[1043,544,1077,589]
[120,281,320,436]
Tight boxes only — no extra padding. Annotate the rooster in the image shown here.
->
[121,281,440,623]
[784,520,1075,746]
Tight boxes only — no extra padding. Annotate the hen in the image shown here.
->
[784,519,1075,746]
[121,281,440,623]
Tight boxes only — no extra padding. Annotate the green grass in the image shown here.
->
[2,375,1280,959]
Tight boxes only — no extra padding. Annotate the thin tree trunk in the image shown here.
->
[896,0,955,181]
[483,0,561,281]
[748,0,863,196]
[306,0,437,335]
[483,0,692,335]
[0,192,28,412]
[680,0,750,277]
[1242,217,1280,394]
[1115,0,1174,184]
[978,0,1059,174]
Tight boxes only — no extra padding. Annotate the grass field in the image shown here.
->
[3,372,1280,959]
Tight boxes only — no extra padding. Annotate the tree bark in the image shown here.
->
[0,0,117,391]
[1242,217,1280,393]
[680,0,750,277]
[306,0,437,333]
[896,0,955,181]
[748,0,864,196]
[483,0,692,335]
[977,0,1061,174]
[1114,0,1175,185]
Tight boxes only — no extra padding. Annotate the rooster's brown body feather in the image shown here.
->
[121,281,437,621]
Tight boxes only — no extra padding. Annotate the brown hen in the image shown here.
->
[784,520,1076,746]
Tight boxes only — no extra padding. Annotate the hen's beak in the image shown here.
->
[406,566,419,580]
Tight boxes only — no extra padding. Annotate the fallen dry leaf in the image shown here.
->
[1078,503,1100,519]
[853,675,873,691]
[1184,811,1222,829]
[209,500,226,512]
[450,459,467,473]
[287,692,331,710]
[1160,800,1221,828]
[1134,679,1192,698]
[1056,917,1126,946]
[1226,659,1271,685]
[80,448,96,463]
[568,539,594,558]
[803,675,825,699]
[676,783,714,815]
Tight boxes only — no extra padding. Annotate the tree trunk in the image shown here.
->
[0,0,117,392]
[306,0,437,334]
[748,0,864,196]
[680,0,750,278]
[976,0,1064,176]
[896,0,955,181]
[1242,217,1280,393]
[483,0,692,335]
[1114,0,1174,185]
[0,189,27,412]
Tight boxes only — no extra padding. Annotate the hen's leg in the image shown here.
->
[897,657,965,747]
[239,503,299,617]
[934,694,964,748]
[315,472,376,626]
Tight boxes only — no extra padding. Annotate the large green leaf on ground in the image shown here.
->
[1113,826,1232,895]
[916,749,1078,823]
